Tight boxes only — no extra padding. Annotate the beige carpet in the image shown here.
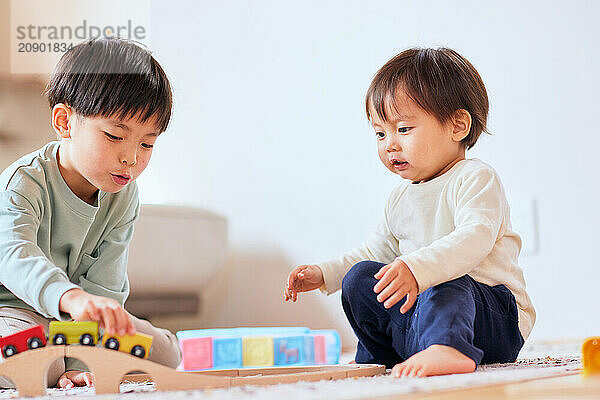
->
[0,340,583,399]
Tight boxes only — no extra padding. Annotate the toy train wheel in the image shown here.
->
[79,333,94,346]
[27,337,44,350]
[2,345,17,358]
[131,345,145,358]
[104,337,119,351]
[53,334,67,345]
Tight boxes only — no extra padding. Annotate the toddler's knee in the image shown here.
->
[342,261,382,294]
[419,275,474,308]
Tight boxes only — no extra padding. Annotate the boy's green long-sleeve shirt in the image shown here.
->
[0,141,139,320]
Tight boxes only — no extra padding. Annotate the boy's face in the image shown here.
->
[369,91,467,183]
[54,105,159,203]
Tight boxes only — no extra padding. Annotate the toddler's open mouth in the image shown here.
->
[390,159,409,170]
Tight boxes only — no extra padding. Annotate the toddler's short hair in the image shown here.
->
[46,38,172,132]
[366,47,489,149]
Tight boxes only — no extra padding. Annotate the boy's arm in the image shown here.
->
[0,190,80,319]
[319,208,399,295]
[399,167,512,294]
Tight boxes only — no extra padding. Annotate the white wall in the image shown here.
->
[140,0,600,345]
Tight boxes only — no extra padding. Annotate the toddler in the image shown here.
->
[285,47,535,377]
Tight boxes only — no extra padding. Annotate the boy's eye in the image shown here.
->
[375,131,386,140]
[141,143,154,149]
[398,127,410,134]
[104,132,122,141]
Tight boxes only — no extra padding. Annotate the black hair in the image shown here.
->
[45,38,172,132]
[366,47,489,149]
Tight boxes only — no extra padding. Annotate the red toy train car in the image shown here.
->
[0,324,46,358]
[0,322,153,360]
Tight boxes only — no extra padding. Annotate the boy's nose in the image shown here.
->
[121,150,137,166]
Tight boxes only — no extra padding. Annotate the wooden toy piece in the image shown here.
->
[49,320,98,345]
[0,324,46,358]
[101,331,153,359]
[66,346,231,394]
[0,345,65,397]
[196,364,387,386]
[0,345,385,397]
[582,336,600,376]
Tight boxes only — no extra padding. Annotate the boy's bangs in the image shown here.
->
[79,70,171,132]
[46,38,172,132]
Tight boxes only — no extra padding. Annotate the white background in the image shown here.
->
[136,0,600,343]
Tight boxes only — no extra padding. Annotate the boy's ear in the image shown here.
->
[51,104,74,139]
[450,109,472,143]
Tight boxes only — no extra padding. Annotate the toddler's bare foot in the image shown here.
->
[58,370,94,389]
[391,345,476,378]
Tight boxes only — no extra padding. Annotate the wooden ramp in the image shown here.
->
[0,346,385,397]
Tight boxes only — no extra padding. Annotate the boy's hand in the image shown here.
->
[284,265,324,302]
[59,288,136,336]
[373,259,419,313]
[58,370,93,389]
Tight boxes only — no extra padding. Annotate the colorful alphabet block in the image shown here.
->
[274,336,303,365]
[213,337,242,369]
[177,327,341,371]
[242,337,274,367]
[180,337,212,371]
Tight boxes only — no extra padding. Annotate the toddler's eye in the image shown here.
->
[375,132,386,140]
[398,127,410,134]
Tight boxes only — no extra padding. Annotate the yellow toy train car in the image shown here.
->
[48,321,153,359]
[49,321,99,346]
[102,332,153,359]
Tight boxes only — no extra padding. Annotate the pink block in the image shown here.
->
[181,337,213,370]
[314,335,326,364]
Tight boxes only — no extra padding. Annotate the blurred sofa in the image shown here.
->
[126,204,227,319]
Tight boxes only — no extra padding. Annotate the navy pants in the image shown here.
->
[341,261,524,368]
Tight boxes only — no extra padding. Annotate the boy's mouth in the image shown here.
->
[111,173,131,186]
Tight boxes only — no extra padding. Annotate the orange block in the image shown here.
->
[583,337,600,376]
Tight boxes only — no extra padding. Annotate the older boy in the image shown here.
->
[285,48,535,377]
[0,38,180,388]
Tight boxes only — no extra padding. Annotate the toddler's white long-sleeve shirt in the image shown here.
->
[319,159,535,340]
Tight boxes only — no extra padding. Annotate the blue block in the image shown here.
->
[303,335,315,364]
[274,336,304,365]
[213,337,242,369]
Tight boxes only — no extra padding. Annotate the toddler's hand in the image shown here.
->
[284,265,324,302]
[59,288,136,336]
[373,259,419,313]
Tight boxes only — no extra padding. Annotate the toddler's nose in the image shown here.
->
[385,134,401,152]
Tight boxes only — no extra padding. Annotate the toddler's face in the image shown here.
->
[59,110,159,202]
[370,91,465,183]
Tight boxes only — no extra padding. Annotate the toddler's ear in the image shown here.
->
[52,103,74,139]
[450,109,472,143]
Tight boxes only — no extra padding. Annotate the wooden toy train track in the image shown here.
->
[0,345,385,397]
